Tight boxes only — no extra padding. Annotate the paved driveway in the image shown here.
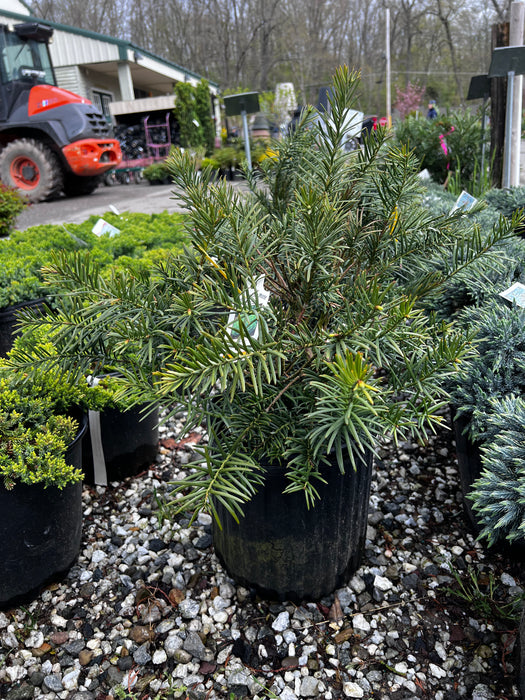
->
[14,181,185,230]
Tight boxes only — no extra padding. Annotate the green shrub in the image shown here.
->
[0,211,188,308]
[213,146,239,170]
[0,184,26,237]
[484,186,525,219]
[142,160,171,183]
[0,359,83,489]
[201,157,220,170]
[470,394,525,545]
[395,108,487,191]
[14,67,518,516]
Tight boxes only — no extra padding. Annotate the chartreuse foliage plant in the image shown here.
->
[0,211,188,308]
[14,67,517,522]
[0,359,82,490]
[8,326,134,413]
[0,183,26,237]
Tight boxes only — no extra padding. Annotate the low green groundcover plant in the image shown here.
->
[0,211,188,308]
[0,183,26,237]
[0,326,140,490]
[0,360,82,490]
[143,160,171,183]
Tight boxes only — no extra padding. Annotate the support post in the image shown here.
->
[504,69,515,188]
[491,22,509,187]
[509,1,525,186]
[385,8,392,127]
[241,109,252,171]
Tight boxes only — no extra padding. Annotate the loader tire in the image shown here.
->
[63,174,100,197]
[0,138,63,202]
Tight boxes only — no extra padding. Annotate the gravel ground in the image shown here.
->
[0,409,523,700]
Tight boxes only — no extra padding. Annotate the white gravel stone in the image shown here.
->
[343,681,364,697]
[25,630,45,648]
[153,649,168,665]
[62,669,80,690]
[91,549,106,564]
[373,575,393,591]
[300,676,319,697]
[352,614,371,633]
[272,611,290,632]
[349,575,366,594]
[429,663,447,679]
[164,634,183,657]
[6,666,26,683]
[49,613,68,628]
[501,573,516,587]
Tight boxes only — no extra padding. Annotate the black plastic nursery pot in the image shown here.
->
[82,404,159,485]
[0,297,46,357]
[212,447,374,602]
[0,413,87,608]
[452,410,483,529]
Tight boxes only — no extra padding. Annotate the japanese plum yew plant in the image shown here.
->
[14,67,517,521]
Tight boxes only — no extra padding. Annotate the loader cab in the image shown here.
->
[0,22,56,120]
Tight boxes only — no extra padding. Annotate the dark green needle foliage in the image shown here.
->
[12,67,517,521]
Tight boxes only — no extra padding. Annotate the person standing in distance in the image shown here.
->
[427,100,438,119]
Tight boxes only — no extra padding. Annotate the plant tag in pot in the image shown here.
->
[92,218,120,238]
[227,276,269,344]
[499,282,525,308]
[450,190,477,215]
[86,374,108,486]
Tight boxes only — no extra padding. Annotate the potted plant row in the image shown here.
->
[0,210,188,356]
[14,67,517,601]
[9,328,160,486]
[449,299,525,556]
[0,358,86,607]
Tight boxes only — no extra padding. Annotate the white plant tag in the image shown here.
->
[450,190,477,214]
[91,218,120,237]
[499,282,525,308]
[86,375,108,485]
[227,276,270,344]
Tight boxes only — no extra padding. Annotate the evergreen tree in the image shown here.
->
[173,82,202,149]
[195,79,216,155]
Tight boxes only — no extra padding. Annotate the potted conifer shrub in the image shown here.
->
[14,67,516,601]
[468,394,525,551]
[449,298,525,554]
[0,358,86,607]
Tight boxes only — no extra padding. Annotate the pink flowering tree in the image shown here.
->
[394,82,426,119]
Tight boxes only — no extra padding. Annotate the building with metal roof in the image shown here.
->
[0,2,220,128]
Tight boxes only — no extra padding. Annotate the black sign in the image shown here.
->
[488,46,525,78]
[467,74,490,100]
[223,92,260,117]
